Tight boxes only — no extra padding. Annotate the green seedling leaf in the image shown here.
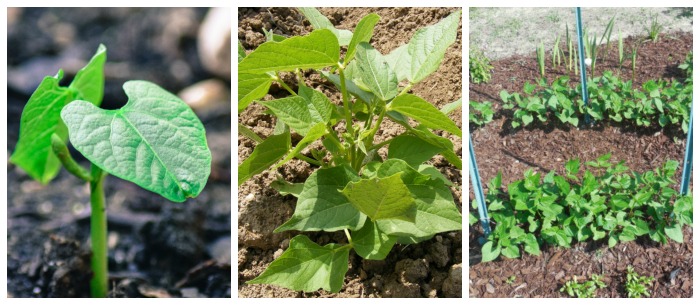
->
[275,123,327,168]
[417,164,453,186]
[345,13,380,64]
[276,165,366,232]
[481,241,501,262]
[238,123,264,144]
[523,233,541,255]
[238,130,291,186]
[238,40,246,62]
[261,86,334,136]
[341,172,416,221]
[385,44,410,82]
[238,73,273,112]
[388,135,443,168]
[247,235,350,293]
[441,98,462,114]
[297,7,352,46]
[238,29,339,73]
[11,45,106,183]
[664,223,684,243]
[355,42,398,101]
[62,81,211,202]
[410,127,462,169]
[351,220,397,260]
[389,94,462,137]
[271,178,304,198]
[407,10,461,83]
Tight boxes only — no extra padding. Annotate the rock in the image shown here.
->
[395,258,429,283]
[442,264,462,297]
[207,236,231,264]
[198,8,231,79]
[180,287,204,298]
[486,283,495,294]
[178,79,230,117]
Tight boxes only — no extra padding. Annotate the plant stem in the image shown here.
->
[369,138,393,151]
[296,153,322,166]
[275,72,297,96]
[338,66,356,167]
[343,228,353,245]
[366,101,387,145]
[51,133,92,182]
[89,164,108,298]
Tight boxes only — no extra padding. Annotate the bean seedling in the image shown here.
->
[238,8,462,293]
[10,45,212,297]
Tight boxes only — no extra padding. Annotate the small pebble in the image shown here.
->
[486,283,495,294]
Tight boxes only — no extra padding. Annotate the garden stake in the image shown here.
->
[575,7,591,124]
[680,103,693,195]
[469,133,491,238]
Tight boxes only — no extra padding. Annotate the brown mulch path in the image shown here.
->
[468,32,693,298]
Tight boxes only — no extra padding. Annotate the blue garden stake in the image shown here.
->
[575,7,591,124]
[468,133,491,238]
[680,103,693,195]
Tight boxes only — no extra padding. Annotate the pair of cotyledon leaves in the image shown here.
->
[10,45,211,202]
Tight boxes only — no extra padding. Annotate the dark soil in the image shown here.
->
[238,7,462,298]
[7,8,231,298]
[468,32,693,297]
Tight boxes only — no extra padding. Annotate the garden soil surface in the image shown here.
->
[7,8,231,297]
[468,23,693,298]
[238,7,463,298]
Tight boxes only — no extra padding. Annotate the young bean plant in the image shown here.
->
[238,8,462,293]
[10,45,212,297]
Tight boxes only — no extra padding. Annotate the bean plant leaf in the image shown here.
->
[407,10,461,83]
[441,98,462,114]
[385,44,410,83]
[261,86,333,136]
[238,29,339,73]
[238,129,291,186]
[388,135,443,168]
[11,45,107,184]
[62,81,211,202]
[664,223,684,243]
[320,71,374,106]
[247,235,350,293]
[390,94,462,137]
[297,7,353,46]
[238,40,246,62]
[351,220,397,260]
[481,241,500,262]
[276,165,366,232]
[341,172,416,221]
[238,73,273,112]
[410,127,462,169]
[355,42,398,101]
[345,13,380,64]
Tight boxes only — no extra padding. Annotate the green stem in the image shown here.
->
[338,66,357,167]
[51,133,92,182]
[296,153,322,166]
[369,138,393,151]
[343,229,353,245]
[366,101,387,146]
[89,164,108,298]
[398,83,414,97]
[275,72,297,96]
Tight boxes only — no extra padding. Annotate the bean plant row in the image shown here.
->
[238,8,462,293]
[470,154,692,262]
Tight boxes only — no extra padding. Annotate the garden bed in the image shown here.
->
[237,7,462,298]
[468,13,693,298]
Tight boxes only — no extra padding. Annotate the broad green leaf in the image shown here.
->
[565,158,580,176]
[384,44,410,82]
[351,220,397,260]
[238,130,291,186]
[247,235,350,293]
[238,73,273,112]
[274,123,327,169]
[10,71,74,183]
[276,165,365,232]
[523,233,540,256]
[440,98,462,114]
[388,135,442,168]
[389,94,462,137]
[62,81,211,202]
[410,127,462,169]
[345,13,380,64]
[341,172,416,221]
[238,40,246,62]
[417,164,453,186]
[238,29,339,73]
[469,213,478,226]
[407,10,461,83]
[271,179,304,198]
[375,160,461,238]
[297,7,352,46]
[501,245,520,258]
[521,114,534,126]
[664,223,684,243]
[69,44,106,106]
[238,123,263,144]
[261,86,333,136]
[355,42,398,101]
[481,241,500,262]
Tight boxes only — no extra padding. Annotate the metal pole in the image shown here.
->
[575,7,591,124]
[680,103,693,195]
[469,133,491,237]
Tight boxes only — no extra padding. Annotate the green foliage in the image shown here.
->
[536,41,545,78]
[480,154,692,262]
[560,274,606,298]
[10,45,211,297]
[679,51,693,79]
[646,14,662,43]
[239,9,462,293]
[500,71,692,133]
[469,46,493,84]
[625,266,654,298]
[469,101,494,127]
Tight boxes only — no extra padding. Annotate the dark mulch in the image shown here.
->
[468,32,693,298]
